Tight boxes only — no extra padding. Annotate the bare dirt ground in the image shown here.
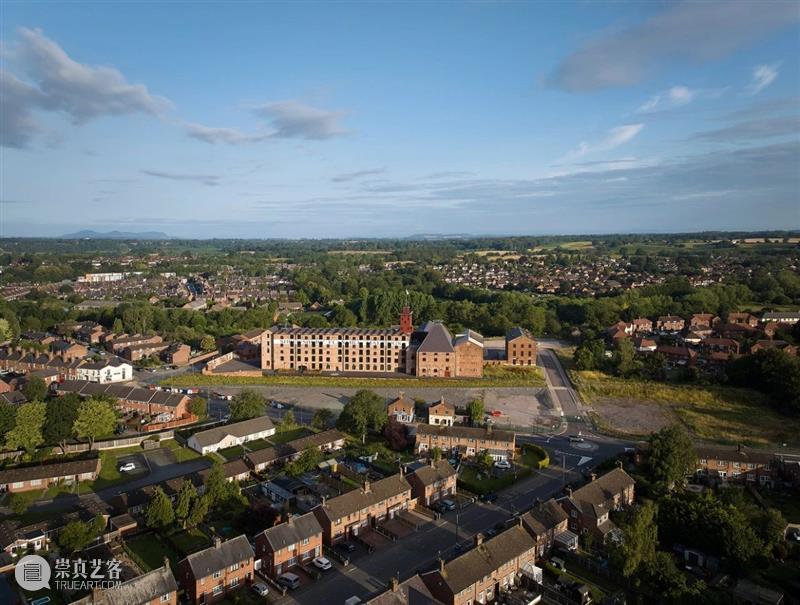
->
[590,397,674,437]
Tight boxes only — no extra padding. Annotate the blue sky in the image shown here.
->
[1,1,799,238]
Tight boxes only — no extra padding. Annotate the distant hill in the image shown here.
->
[61,230,174,240]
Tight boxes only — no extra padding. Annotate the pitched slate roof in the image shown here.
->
[72,565,178,605]
[568,468,634,520]
[181,535,254,579]
[407,460,456,486]
[0,391,26,405]
[695,444,775,465]
[258,512,322,552]
[505,327,533,341]
[416,424,515,444]
[190,415,275,448]
[56,380,188,408]
[366,575,441,605]
[414,322,455,354]
[244,429,345,467]
[319,474,412,521]
[521,499,568,537]
[0,457,100,485]
[423,525,536,594]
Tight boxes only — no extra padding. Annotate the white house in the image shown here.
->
[75,360,133,383]
[188,416,276,454]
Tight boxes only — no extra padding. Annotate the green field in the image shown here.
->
[162,364,544,389]
[268,427,312,445]
[572,370,800,447]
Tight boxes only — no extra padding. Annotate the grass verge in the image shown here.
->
[161,365,545,389]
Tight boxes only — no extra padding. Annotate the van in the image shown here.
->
[278,572,301,590]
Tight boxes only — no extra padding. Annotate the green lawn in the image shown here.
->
[125,533,182,574]
[161,365,545,388]
[756,487,800,524]
[217,445,246,461]
[170,528,212,555]
[268,427,312,445]
[242,438,272,451]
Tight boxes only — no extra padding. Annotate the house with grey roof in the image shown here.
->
[72,563,178,605]
[187,416,276,454]
[178,535,255,604]
[254,512,323,578]
[312,473,414,545]
[561,468,635,541]
[421,524,537,605]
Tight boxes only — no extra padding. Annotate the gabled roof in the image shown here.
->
[181,535,254,579]
[190,415,275,448]
[568,468,634,520]
[422,525,536,594]
[416,424,515,444]
[506,327,533,341]
[257,512,322,552]
[318,474,411,521]
[521,499,568,537]
[406,460,456,486]
[72,565,178,605]
[453,330,484,348]
[366,575,441,605]
[0,457,100,485]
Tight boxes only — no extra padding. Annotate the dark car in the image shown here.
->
[336,541,357,553]
[440,499,457,511]
[480,492,498,503]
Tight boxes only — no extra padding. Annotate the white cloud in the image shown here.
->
[549,1,798,91]
[254,101,347,140]
[141,170,220,187]
[184,122,270,145]
[748,64,779,94]
[638,85,696,113]
[1,27,169,147]
[566,124,644,159]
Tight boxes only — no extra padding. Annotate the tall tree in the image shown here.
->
[648,425,696,492]
[186,494,210,528]
[189,396,207,420]
[229,389,265,420]
[610,502,658,577]
[204,461,228,507]
[0,402,17,448]
[73,397,117,448]
[278,409,296,432]
[467,398,485,426]
[23,376,48,402]
[44,394,79,452]
[6,401,47,456]
[175,479,198,527]
[145,486,175,530]
[58,515,106,554]
[336,389,386,444]
[311,408,334,431]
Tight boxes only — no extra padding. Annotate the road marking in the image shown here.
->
[578,456,592,466]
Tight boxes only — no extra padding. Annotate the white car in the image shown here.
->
[252,582,269,597]
[118,462,136,473]
[313,556,332,570]
[493,459,511,469]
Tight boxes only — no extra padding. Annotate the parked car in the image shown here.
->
[440,499,457,511]
[31,598,51,605]
[270,401,285,409]
[252,583,269,597]
[479,492,498,503]
[550,556,567,572]
[336,541,357,554]
[313,556,332,570]
[277,572,301,590]
[118,462,136,472]
[494,459,512,469]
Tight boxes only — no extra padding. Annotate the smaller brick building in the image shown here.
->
[254,513,323,579]
[505,327,537,366]
[561,468,635,541]
[178,535,255,605]
[405,459,457,506]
